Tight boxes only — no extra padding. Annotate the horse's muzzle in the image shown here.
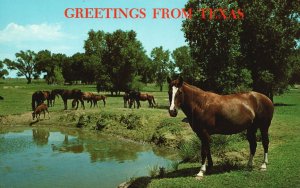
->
[169,109,178,117]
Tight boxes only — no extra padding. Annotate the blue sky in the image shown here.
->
[0,0,188,77]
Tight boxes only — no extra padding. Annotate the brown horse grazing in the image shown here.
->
[72,92,96,108]
[51,89,85,110]
[93,94,106,107]
[139,93,157,108]
[32,103,50,121]
[167,77,274,178]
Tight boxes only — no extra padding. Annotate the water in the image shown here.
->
[0,128,175,188]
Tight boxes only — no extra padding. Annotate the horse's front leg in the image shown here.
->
[196,132,212,179]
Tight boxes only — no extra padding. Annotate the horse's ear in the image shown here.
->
[167,77,171,84]
[178,76,183,87]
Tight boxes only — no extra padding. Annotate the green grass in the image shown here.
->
[1,79,300,187]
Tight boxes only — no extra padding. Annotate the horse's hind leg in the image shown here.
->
[260,122,271,170]
[247,126,258,167]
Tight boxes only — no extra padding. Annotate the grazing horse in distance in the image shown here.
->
[32,91,45,110]
[32,103,50,121]
[167,77,274,179]
[139,93,157,108]
[51,89,84,110]
[72,92,95,108]
[128,90,141,109]
[93,94,106,107]
[42,91,56,107]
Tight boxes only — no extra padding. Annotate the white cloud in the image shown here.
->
[0,22,67,43]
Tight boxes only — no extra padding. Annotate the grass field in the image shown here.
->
[1,79,300,187]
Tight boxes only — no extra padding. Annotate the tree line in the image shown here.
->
[0,1,299,100]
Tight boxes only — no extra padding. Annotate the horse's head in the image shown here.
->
[167,76,184,117]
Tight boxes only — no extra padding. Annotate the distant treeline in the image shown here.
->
[1,1,299,100]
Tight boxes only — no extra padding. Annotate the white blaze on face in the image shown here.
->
[170,86,178,111]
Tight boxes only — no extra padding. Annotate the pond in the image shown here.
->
[0,127,176,188]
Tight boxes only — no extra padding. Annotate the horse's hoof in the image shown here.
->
[260,163,267,171]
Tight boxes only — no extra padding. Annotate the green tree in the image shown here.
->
[240,1,300,100]
[151,46,171,92]
[4,50,38,84]
[172,46,201,84]
[0,60,9,79]
[289,48,300,84]
[84,30,108,86]
[35,50,67,84]
[85,29,147,94]
[183,1,250,93]
[62,53,87,84]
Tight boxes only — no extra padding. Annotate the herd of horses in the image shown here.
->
[31,89,157,113]
[30,76,275,178]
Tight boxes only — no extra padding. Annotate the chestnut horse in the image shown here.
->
[92,94,106,107]
[167,77,274,178]
[139,93,157,108]
[72,92,95,108]
[51,89,84,110]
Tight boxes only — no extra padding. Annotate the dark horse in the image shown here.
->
[51,89,85,110]
[32,91,56,110]
[167,77,274,178]
[32,91,46,110]
[128,90,141,109]
[123,91,130,108]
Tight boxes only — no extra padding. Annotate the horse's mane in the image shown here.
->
[183,82,205,93]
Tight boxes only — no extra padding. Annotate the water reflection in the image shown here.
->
[32,129,50,146]
[0,128,175,188]
[48,129,148,163]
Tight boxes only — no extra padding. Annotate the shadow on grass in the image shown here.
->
[274,103,296,107]
[127,163,247,188]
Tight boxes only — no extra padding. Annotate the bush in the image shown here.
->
[95,118,107,131]
[119,113,144,130]
[178,134,244,162]
[151,119,183,146]
[178,135,201,162]
[77,115,91,128]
